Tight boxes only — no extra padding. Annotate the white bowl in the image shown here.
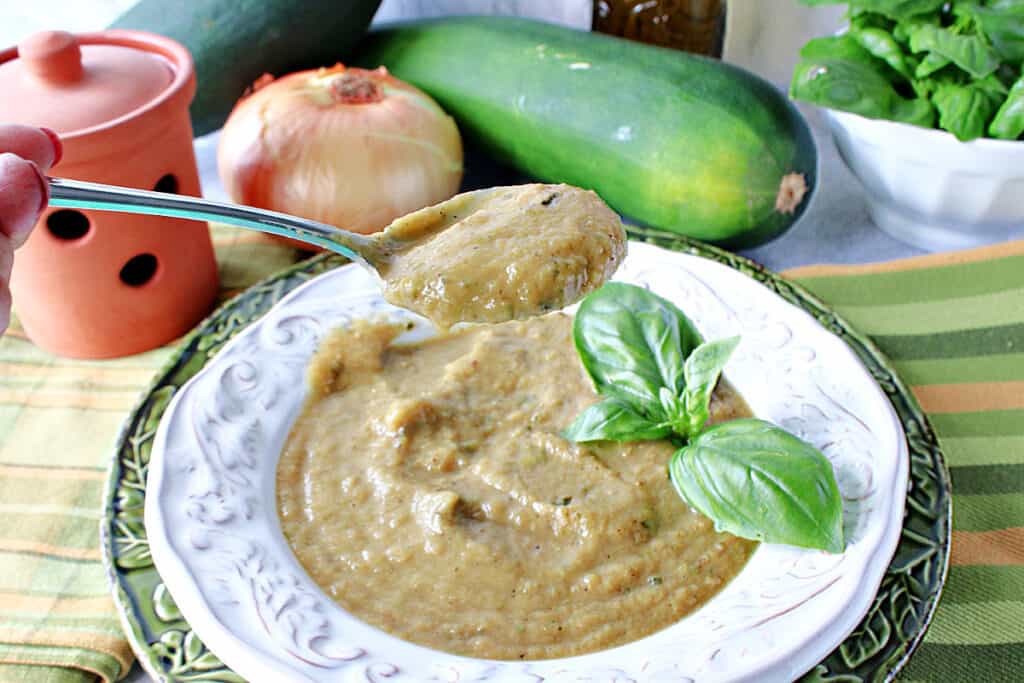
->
[826,109,1024,251]
[145,242,908,682]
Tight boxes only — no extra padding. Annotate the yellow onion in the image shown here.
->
[217,65,463,235]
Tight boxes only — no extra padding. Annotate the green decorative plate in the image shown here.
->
[101,229,951,682]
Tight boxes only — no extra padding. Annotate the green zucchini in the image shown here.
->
[357,17,817,248]
[111,0,382,136]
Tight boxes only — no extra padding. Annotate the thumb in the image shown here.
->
[0,152,49,249]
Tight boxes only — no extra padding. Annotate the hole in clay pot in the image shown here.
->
[46,209,91,241]
[154,173,179,194]
[119,253,158,287]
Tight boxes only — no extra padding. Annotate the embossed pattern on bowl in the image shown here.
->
[827,109,1024,251]
[144,242,908,682]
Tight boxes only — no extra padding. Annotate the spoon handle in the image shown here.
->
[47,177,375,265]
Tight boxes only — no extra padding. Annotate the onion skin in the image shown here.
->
[217,65,463,235]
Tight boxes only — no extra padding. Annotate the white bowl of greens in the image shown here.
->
[791,0,1024,251]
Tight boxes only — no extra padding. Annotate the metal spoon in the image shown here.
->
[47,177,392,271]
[47,178,627,328]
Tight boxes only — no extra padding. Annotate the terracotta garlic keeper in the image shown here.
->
[0,30,218,358]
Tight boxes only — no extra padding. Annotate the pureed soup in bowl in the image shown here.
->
[275,183,758,660]
[276,314,756,660]
[145,231,909,682]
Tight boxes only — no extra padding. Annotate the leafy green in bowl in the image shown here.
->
[791,0,1024,142]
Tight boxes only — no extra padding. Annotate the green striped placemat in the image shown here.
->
[788,240,1024,681]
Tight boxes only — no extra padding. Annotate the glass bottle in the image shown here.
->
[593,0,727,57]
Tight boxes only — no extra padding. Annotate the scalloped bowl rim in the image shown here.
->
[825,108,1024,158]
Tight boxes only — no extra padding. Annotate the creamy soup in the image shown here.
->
[375,184,626,328]
[277,314,756,660]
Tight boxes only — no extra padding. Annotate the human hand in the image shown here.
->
[0,125,62,333]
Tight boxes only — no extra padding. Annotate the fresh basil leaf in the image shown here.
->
[658,386,685,427]
[850,10,897,34]
[907,23,1000,79]
[562,399,672,443]
[852,27,915,79]
[913,51,951,79]
[911,75,939,99]
[976,73,1010,98]
[800,35,879,68]
[669,419,844,553]
[958,0,1024,63]
[573,282,701,420]
[846,0,945,22]
[932,80,1002,141]
[990,76,1024,140]
[791,57,935,127]
[989,0,1024,10]
[892,22,911,45]
[681,336,740,438]
[995,64,1020,90]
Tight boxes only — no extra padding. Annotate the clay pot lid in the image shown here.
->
[0,30,174,135]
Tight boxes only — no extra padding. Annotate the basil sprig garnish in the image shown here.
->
[564,283,844,554]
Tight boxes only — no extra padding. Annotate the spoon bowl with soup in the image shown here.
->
[47,178,626,327]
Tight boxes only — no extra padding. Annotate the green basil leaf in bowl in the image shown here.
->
[562,398,672,443]
[932,79,1004,141]
[853,27,916,79]
[669,418,845,553]
[842,0,946,22]
[681,336,740,438]
[572,282,701,421]
[990,75,1024,139]
[790,55,936,127]
[906,22,1001,79]
[959,0,1024,64]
